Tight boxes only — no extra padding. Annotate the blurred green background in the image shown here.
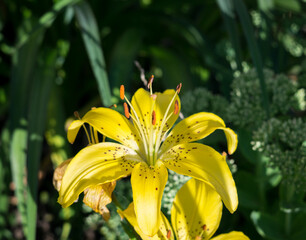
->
[0,0,305,239]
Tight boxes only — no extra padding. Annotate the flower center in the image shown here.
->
[120,78,181,165]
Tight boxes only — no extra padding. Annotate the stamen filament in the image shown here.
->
[82,124,92,145]
[148,99,157,165]
[74,111,92,145]
[154,91,179,156]
[90,126,95,144]
[92,127,99,144]
[155,111,174,156]
[123,95,149,157]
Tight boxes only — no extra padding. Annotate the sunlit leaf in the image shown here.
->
[75,1,112,106]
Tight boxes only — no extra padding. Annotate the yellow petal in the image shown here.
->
[53,158,72,191]
[131,162,168,236]
[160,143,238,213]
[131,88,180,141]
[118,203,174,240]
[171,179,222,240]
[58,142,142,208]
[83,181,116,221]
[67,120,83,144]
[211,231,250,240]
[161,112,238,155]
[68,107,142,151]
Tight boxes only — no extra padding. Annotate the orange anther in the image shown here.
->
[202,224,207,231]
[195,236,202,240]
[120,85,125,100]
[167,230,171,239]
[147,75,154,89]
[91,107,96,110]
[174,100,179,114]
[108,104,117,109]
[176,83,182,94]
[123,103,130,118]
[152,110,156,125]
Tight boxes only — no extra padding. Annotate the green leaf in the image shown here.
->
[0,126,11,239]
[75,1,112,106]
[16,0,81,49]
[233,0,270,117]
[257,0,274,12]
[216,0,235,17]
[26,49,57,240]
[10,27,45,237]
[251,211,286,240]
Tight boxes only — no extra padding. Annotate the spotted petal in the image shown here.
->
[118,203,174,240]
[131,162,168,236]
[171,178,222,240]
[161,112,237,155]
[160,143,238,213]
[58,142,142,207]
[211,231,250,240]
[67,107,142,151]
[131,88,181,141]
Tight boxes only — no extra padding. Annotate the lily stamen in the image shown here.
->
[123,102,130,119]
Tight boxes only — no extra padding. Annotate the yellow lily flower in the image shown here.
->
[58,81,238,236]
[119,178,249,240]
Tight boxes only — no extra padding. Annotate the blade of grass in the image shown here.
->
[0,126,11,239]
[74,1,112,106]
[216,0,243,72]
[233,0,270,117]
[26,49,57,240]
[10,27,45,237]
